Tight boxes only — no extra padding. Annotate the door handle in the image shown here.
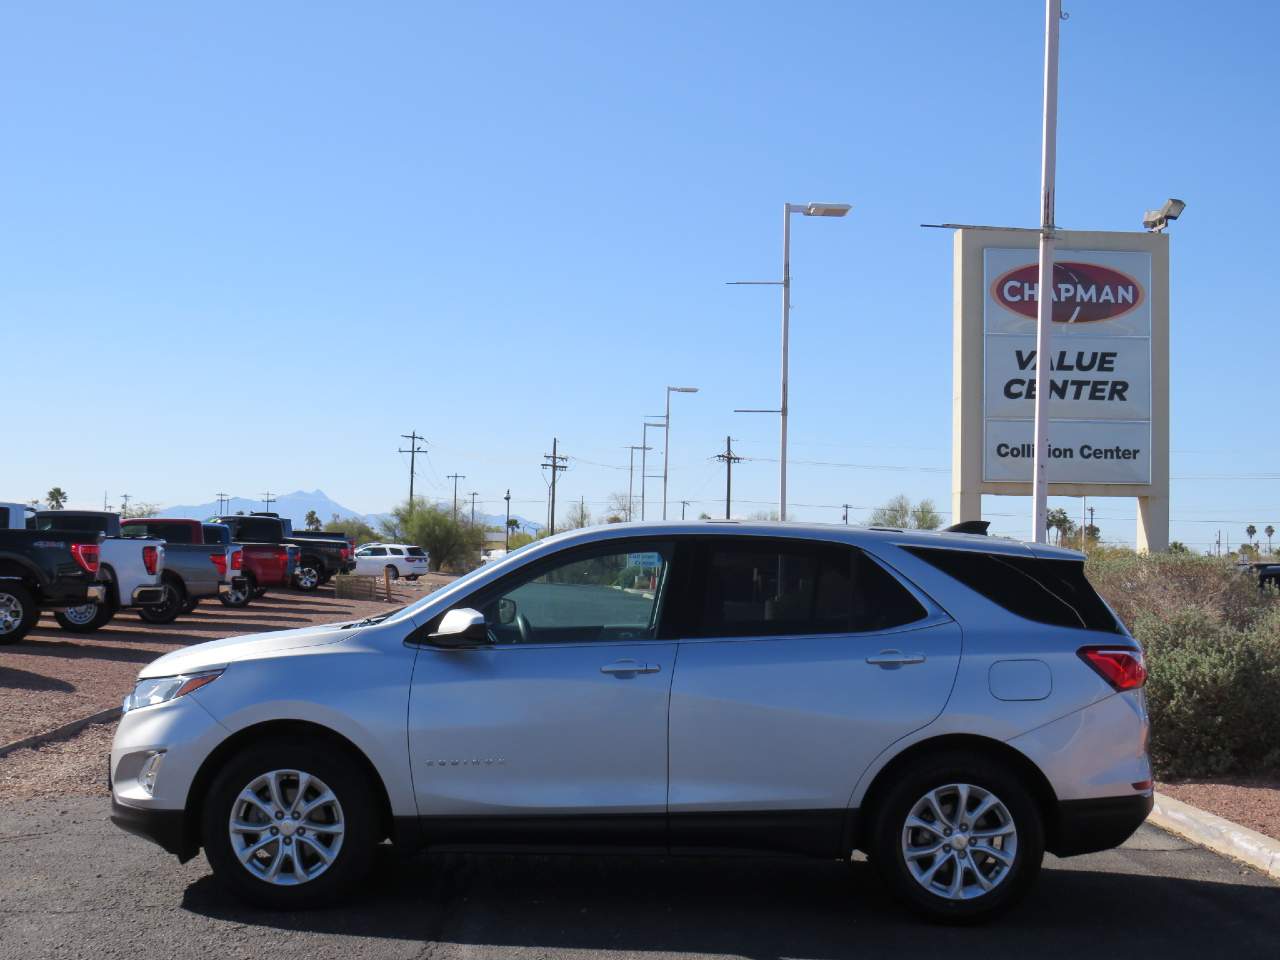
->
[866,650,926,667]
[600,659,660,677]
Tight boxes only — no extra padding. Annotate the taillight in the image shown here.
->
[340,546,351,560]
[142,545,159,576]
[230,549,243,571]
[1078,646,1147,691]
[71,543,100,575]
[210,552,227,576]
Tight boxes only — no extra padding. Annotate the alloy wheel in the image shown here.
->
[297,566,319,589]
[901,783,1018,901]
[0,593,24,635]
[228,769,345,886]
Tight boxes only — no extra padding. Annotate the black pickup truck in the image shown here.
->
[0,530,108,643]
[212,514,352,592]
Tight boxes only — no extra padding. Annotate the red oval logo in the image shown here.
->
[991,261,1144,323]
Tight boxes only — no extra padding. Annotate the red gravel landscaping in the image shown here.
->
[1158,778,1280,842]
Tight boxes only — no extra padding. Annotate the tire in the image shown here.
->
[54,598,117,633]
[219,575,255,608]
[202,738,377,909]
[384,565,400,581]
[181,597,201,614]
[138,580,185,625]
[869,751,1044,923]
[405,575,419,582]
[0,582,38,644]
[252,587,268,599]
[294,561,321,592]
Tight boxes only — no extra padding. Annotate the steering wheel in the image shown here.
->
[514,612,532,644]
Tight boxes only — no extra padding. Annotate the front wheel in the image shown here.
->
[202,740,377,909]
[0,583,38,644]
[54,599,116,633]
[869,752,1044,923]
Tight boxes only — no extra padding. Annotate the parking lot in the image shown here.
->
[2,582,1279,960]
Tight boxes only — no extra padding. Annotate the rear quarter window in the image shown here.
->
[904,546,1120,634]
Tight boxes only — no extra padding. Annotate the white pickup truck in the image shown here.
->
[32,510,167,632]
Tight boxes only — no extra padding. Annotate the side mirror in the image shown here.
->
[428,608,490,648]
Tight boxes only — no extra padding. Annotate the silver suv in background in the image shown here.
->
[109,521,1151,922]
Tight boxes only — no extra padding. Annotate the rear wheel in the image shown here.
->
[294,562,321,592]
[54,598,117,633]
[0,583,38,644]
[138,580,185,624]
[202,740,377,909]
[219,575,255,608]
[869,751,1043,923]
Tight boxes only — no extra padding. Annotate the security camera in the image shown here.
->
[1142,197,1186,232]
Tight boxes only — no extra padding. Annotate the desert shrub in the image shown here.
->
[1086,549,1268,633]
[1134,606,1280,778]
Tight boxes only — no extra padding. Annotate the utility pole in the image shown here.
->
[681,500,690,520]
[398,431,428,506]
[469,492,478,526]
[1216,529,1222,557]
[713,436,744,520]
[625,444,652,521]
[1030,0,1063,543]
[103,491,110,511]
[842,503,851,524]
[216,492,229,515]
[541,439,568,534]
[261,491,275,513]
[1081,496,1087,553]
[119,493,132,516]
[504,490,511,549]
[446,474,465,519]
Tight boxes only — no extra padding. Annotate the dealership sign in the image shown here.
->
[983,248,1152,484]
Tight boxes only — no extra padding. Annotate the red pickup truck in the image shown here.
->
[121,519,295,608]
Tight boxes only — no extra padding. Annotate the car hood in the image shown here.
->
[138,621,360,679]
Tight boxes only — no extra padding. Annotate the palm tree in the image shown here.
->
[45,487,68,510]
[1246,524,1257,547]
[304,510,321,531]
[1267,525,1276,555]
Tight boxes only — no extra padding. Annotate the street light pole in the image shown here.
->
[640,420,664,520]
[625,445,651,521]
[662,386,699,520]
[731,201,850,523]
[504,490,511,549]
[1030,0,1062,544]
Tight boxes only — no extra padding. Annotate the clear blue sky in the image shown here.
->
[4,1,1277,550]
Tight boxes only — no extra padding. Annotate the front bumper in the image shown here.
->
[1051,793,1154,857]
[111,798,195,860]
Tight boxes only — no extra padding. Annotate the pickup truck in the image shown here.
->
[0,526,108,643]
[205,516,299,602]
[33,511,166,633]
[213,514,349,591]
[120,519,248,623]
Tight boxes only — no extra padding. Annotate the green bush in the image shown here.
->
[1134,607,1280,778]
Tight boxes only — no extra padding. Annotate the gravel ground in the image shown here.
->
[0,718,115,801]
[1158,778,1280,841]
[0,582,435,747]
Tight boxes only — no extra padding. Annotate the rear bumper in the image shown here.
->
[111,798,197,861]
[1050,793,1153,857]
[218,576,248,596]
[130,585,166,606]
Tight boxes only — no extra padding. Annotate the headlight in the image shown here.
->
[122,670,222,713]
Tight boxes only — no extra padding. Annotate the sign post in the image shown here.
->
[951,227,1170,551]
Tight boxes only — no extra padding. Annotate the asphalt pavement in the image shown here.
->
[2,797,1278,960]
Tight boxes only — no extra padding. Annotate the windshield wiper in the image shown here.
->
[343,611,398,629]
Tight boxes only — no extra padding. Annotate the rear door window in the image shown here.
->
[904,547,1121,633]
[692,538,927,638]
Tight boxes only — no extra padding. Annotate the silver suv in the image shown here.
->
[110,522,1151,922]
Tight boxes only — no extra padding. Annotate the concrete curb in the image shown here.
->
[1150,790,1280,881]
[0,707,120,760]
